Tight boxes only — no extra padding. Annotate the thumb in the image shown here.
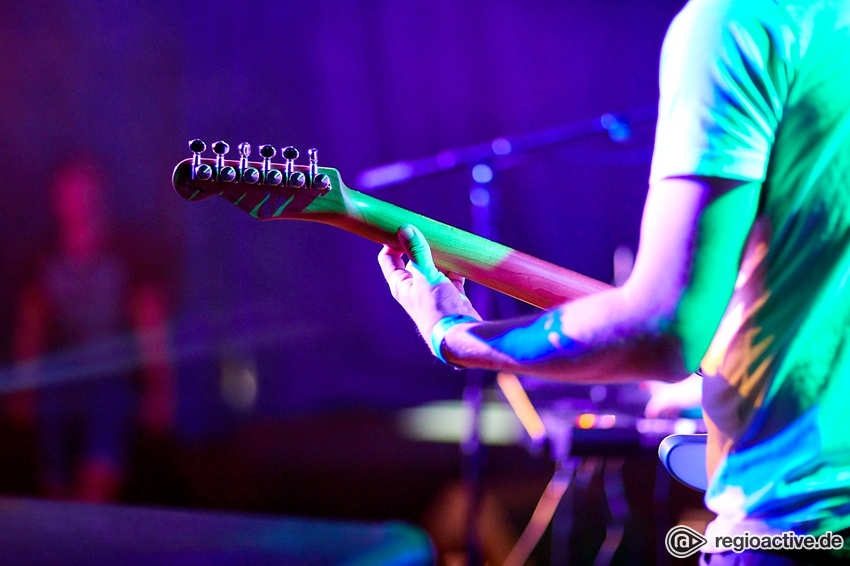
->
[398,224,444,285]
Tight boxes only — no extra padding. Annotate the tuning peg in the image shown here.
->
[282,146,298,176]
[212,141,237,182]
[288,171,306,189]
[313,173,330,190]
[282,146,299,161]
[238,142,260,184]
[308,148,330,191]
[212,140,229,170]
[281,146,305,188]
[219,167,237,182]
[259,144,282,186]
[189,139,213,181]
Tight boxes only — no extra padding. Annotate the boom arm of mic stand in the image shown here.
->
[355,106,656,191]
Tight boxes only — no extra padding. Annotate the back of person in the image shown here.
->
[666,0,850,539]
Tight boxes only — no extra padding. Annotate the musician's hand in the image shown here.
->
[644,373,702,419]
[379,225,481,354]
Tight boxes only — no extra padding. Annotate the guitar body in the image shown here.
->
[658,434,708,491]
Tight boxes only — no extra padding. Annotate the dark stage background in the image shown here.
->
[0,0,696,563]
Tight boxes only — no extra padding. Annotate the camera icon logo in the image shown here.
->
[665,525,708,558]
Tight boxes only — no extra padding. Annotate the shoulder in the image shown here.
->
[651,0,795,183]
[660,0,798,106]
[672,0,787,28]
[666,0,795,54]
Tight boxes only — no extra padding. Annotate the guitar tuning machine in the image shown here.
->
[238,142,260,184]
[259,145,283,186]
[189,139,213,181]
[212,141,237,182]
[282,146,305,189]
[308,148,331,191]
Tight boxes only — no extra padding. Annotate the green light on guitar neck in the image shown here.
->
[250,194,271,217]
[273,195,295,217]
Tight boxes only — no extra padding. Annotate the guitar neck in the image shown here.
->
[172,152,611,309]
[313,187,611,309]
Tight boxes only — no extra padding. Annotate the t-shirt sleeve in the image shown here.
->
[649,0,794,184]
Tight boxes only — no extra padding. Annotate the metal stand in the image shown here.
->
[504,459,577,566]
[460,171,499,566]
[500,405,642,565]
[504,417,578,566]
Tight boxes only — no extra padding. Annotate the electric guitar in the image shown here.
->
[172,140,707,490]
[172,140,610,309]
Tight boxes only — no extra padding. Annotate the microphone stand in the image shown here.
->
[462,169,498,566]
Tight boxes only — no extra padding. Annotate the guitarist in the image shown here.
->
[379,0,850,564]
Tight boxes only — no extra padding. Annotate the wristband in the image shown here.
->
[430,315,478,365]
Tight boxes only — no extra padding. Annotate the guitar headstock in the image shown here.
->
[172,139,348,221]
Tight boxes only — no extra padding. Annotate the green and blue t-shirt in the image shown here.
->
[650,0,850,540]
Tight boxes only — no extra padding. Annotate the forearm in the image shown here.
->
[439,287,689,383]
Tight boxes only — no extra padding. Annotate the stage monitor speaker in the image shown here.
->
[0,497,434,565]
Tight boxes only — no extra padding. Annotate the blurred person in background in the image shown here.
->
[10,158,176,502]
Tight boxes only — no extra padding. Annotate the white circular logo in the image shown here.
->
[665,525,708,559]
